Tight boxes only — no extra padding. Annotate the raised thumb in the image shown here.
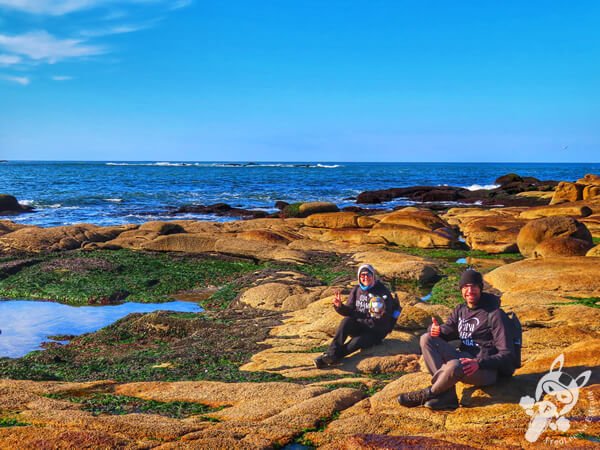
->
[432,317,439,325]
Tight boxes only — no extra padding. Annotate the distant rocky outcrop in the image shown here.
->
[356,174,558,208]
[0,194,34,215]
[171,203,269,219]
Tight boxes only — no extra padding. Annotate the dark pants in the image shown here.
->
[420,333,497,395]
[327,317,385,360]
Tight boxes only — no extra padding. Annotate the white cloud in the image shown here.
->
[52,75,73,81]
[0,53,22,65]
[79,21,155,37]
[0,1,179,16]
[170,0,192,10]
[0,0,104,15]
[0,31,105,63]
[3,74,30,85]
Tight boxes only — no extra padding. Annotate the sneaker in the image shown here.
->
[424,388,459,410]
[313,353,337,369]
[313,355,326,369]
[397,386,434,407]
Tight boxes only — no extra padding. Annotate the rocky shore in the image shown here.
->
[0,174,599,448]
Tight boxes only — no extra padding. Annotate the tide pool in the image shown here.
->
[0,300,202,358]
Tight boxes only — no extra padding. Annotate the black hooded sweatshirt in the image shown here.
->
[437,293,513,371]
[334,281,398,336]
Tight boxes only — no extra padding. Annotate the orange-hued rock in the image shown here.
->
[485,257,600,294]
[369,223,459,248]
[519,203,593,219]
[140,233,218,252]
[304,212,359,229]
[550,181,585,204]
[532,236,594,257]
[0,224,133,253]
[0,220,31,237]
[516,216,592,257]
[587,244,600,257]
[320,228,386,245]
[237,229,293,245]
[581,214,600,238]
[461,216,525,253]
[352,250,440,282]
[298,201,339,216]
[378,208,450,231]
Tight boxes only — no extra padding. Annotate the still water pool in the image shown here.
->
[0,300,202,358]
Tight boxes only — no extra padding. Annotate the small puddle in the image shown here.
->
[421,293,432,302]
[0,299,202,358]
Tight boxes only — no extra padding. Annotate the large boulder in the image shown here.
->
[519,203,592,219]
[516,216,592,257]
[550,181,584,204]
[0,220,30,237]
[378,208,449,231]
[369,223,459,248]
[295,201,339,217]
[460,216,525,253]
[551,174,600,204]
[0,224,132,253]
[485,257,600,294]
[352,250,439,283]
[237,229,293,245]
[304,212,359,229]
[532,236,594,258]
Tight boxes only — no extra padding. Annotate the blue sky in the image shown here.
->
[0,1,598,162]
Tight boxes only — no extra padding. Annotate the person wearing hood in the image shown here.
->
[314,264,400,369]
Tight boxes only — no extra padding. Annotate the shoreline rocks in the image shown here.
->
[0,194,34,215]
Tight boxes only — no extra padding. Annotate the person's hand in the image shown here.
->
[430,317,441,337]
[460,358,479,376]
[333,290,342,308]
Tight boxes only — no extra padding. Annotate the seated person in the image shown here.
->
[314,264,400,368]
[397,269,514,410]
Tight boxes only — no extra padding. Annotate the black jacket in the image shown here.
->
[335,281,396,336]
[436,293,513,371]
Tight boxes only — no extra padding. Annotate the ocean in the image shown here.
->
[1,161,598,227]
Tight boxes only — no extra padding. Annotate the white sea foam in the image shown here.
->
[20,199,35,206]
[463,184,500,191]
[103,198,123,203]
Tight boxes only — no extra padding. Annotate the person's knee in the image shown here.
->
[419,332,438,351]
[446,359,464,378]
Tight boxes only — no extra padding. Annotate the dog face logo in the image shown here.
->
[520,354,591,443]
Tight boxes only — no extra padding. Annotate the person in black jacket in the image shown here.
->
[397,269,514,410]
[314,264,400,369]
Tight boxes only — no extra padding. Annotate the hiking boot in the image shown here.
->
[424,387,459,410]
[397,386,434,407]
[313,353,337,369]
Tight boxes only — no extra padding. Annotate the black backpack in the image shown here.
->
[488,308,522,377]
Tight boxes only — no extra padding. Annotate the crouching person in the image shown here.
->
[314,264,400,369]
[398,269,514,410]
